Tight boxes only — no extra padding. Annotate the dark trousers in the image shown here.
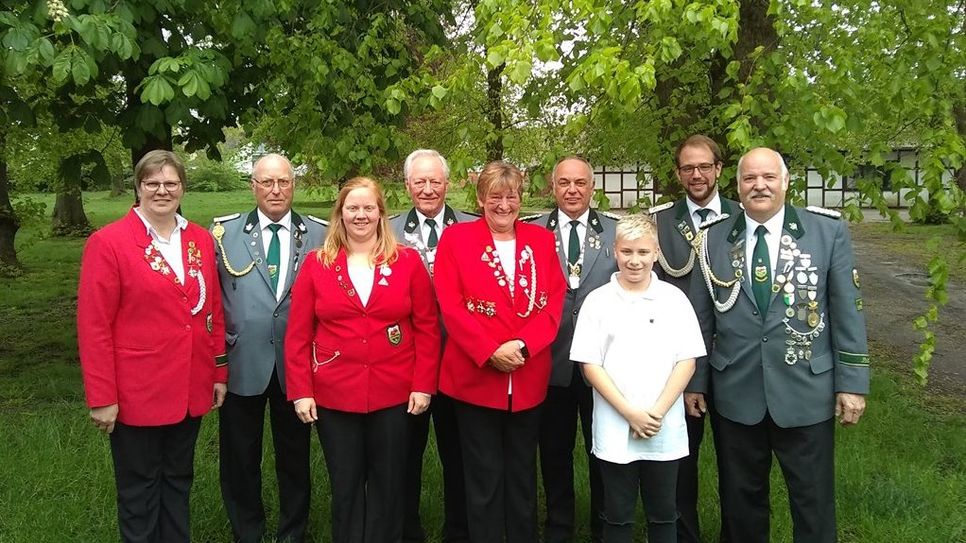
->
[454,399,542,543]
[677,404,730,543]
[318,404,409,543]
[219,370,311,543]
[599,458,679,543]
[716,414,836,543]
[539,368,604,543]
[109,415,201,543]
[404,392,469,543]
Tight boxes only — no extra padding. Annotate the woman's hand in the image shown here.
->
[408,392,432,415]
[488,341,525,372]
[293,397,318,423]
[90,404,119,434]
[212,383,227,408]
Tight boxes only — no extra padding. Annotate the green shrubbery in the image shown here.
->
[186,157,249,192]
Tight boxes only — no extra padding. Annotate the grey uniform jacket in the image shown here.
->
[212,209,327,396]
[692,205,870,428]
[389,205,478,273]
[652,197,738,392]
[534,209,618,387]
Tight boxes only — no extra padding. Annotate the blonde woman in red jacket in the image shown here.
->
[285,177,440,543]
[433,161,566,543]
[77,150,227,543]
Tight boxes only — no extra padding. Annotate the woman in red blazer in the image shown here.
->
[77,150,227,543]
[433,161,566,543]
[285,177,440,543]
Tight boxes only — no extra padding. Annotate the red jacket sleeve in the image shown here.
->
[203,232,228,383]
[284,254,319,401]
[77,233,121,408]
[407,251,441,393]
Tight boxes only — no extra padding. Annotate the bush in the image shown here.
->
[187,158,249,192]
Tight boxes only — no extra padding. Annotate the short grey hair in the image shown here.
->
[252,153,295,179]
[404,149,450,181]
[737,147,789,179]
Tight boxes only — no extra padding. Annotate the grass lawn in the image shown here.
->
[0,192,963,541]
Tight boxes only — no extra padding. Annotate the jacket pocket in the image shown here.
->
[808,351,834,375]
[708,350,734,372]
[312,343,340,373]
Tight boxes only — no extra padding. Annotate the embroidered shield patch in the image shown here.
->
[387,324,402,346]
[206,313,213,333]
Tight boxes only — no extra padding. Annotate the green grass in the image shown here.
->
[0,192,964,541]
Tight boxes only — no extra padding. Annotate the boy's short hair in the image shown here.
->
[616,214,659,244]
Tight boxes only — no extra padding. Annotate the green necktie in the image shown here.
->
[568,220,581,268]
[752,225,771,316]
[425,218,438,248]
[696,208,712,224]
[267,223,282,292]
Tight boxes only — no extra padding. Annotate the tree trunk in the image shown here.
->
[0,131,22,275]
[109,174,128,197]
[955,100,966,195]
[486,61,505,163]
[708,0,779,153]
[52,160,92,237]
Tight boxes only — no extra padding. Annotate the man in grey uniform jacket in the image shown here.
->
[692,147,869,543]
[534,156,618,543]
[389,149,475,543]
[649,134,737,543]
[213,154,327,543]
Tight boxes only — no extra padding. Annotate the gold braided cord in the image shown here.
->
[213,225,256,277]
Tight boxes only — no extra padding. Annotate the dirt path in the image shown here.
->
[851,227,965,397]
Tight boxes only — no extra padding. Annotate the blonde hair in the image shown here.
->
[317,177,399,267]
[616,214,659,245]
[476,161,524,204]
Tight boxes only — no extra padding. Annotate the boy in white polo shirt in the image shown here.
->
[570,214,705,543]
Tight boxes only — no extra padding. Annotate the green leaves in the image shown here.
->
[812,106,847,134]
[49,45,97,85]
[140,75,176,106]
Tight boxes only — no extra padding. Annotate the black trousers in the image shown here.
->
[454,399,542,543]
[318,404,409,543]
[677,401,730,543]
[219,370,311,543]
[539,366,604,543]
[403,392,469,543]
[109,415,201,543]
[716,414,836,543]
[599,458,680,543]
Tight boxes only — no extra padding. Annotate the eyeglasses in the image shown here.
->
[678,163,717,175]
[141,181,182,192]
[254,178,293,189]
[410,178,445,190]
[555,179,590,189]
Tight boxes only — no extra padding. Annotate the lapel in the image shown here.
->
[770,205,807,306]
[725,213,756,307]
[332,249,367,312]
[127,209,188,295]
[543,211,568,273]
[242,209,275,292]
[673,199,699,247]
[280,211,310,302]
[721,197,737,216]
[580,209,605,282]
[476,219,516,304]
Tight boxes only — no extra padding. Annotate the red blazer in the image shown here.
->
[284,246,440,413]
[77,209,227,426]
[433,219,566,412]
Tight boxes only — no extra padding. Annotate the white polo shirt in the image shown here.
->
[570,272,705,463]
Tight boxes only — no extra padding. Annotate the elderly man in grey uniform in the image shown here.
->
[693,147,869,543]
[535,156,618,543]
[212,153,327,543]
[649,134,737,543]
[389,149,474,543]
